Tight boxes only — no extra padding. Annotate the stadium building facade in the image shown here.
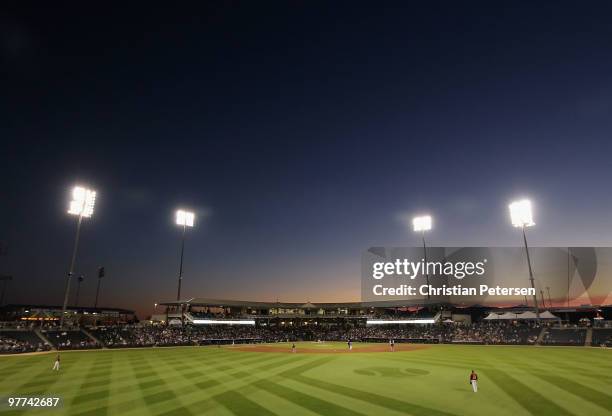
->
[155,297,611,327]
[156,298,442,326]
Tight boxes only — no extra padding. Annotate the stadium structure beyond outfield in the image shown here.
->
[154,297,610,328]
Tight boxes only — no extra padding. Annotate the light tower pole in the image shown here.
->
[509,199,539,320]
[94,267,104,308]
[75,275,84,307]
[61,186,96,327]
[413,215,432,300]
[175,210,195,301]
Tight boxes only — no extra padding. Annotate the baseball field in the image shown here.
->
[0,343,610,416]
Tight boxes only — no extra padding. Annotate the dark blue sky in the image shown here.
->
[2,2,612,316]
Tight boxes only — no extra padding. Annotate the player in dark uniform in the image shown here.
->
[347,339,352,351]
[291,343,296,353]
[389,339,395,352]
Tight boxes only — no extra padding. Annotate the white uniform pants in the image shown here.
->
[53,361,60,371]
[471,380,477,392]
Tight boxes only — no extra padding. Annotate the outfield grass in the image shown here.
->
[0,343,610,415]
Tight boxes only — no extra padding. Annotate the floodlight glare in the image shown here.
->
[412,215,432,232]
[509,199,534,227]
[67,186,96,218]
[176,210,195,227]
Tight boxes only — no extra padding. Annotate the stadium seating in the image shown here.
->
[91,326,156,348]
[541,328,587,346]
[0,330,51,353]
[2,321,609,353]
[85,321,546,348]
[43,330,100,350]
[591,328,612,347]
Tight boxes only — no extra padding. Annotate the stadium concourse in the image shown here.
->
[1,299,611,353]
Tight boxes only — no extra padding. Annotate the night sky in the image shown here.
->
[2,2,612,317]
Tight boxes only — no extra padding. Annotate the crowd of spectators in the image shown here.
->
[0,335,36,353]
[0,331,51,353]
[43,330,100,350]
[4,320,608,353]
[91,325,272,347]
[343,321,541,345]
[445,322,541,344]
[86,321,544,347]
[345,325,446,342]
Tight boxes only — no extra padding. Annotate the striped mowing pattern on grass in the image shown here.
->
[0,343,610,416]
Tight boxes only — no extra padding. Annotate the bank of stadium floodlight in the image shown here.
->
[413,215,432,299]
[61,186,97,327]
[412,215,432,233]
[192,319,256,325]
[509,199,539,320]
[367,319,436,325]
[509,199,534,228]
[175,210,195,302]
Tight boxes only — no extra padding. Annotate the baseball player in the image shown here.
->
[469,370,478,392]
[52,353,61,371]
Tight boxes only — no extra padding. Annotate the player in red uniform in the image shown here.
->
[469,370,478,392]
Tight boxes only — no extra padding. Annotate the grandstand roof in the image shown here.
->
[1,304,135,315]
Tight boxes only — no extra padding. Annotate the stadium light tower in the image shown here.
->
[175,209,195,301]
[61,186,96,327]
[413,215,432,300]
[94,266,104,308]
[75,275,84,307]
[509,199,539,320]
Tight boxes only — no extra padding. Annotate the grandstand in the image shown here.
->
[1,298,610,353]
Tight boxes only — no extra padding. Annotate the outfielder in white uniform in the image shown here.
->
[52,354,60,371]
